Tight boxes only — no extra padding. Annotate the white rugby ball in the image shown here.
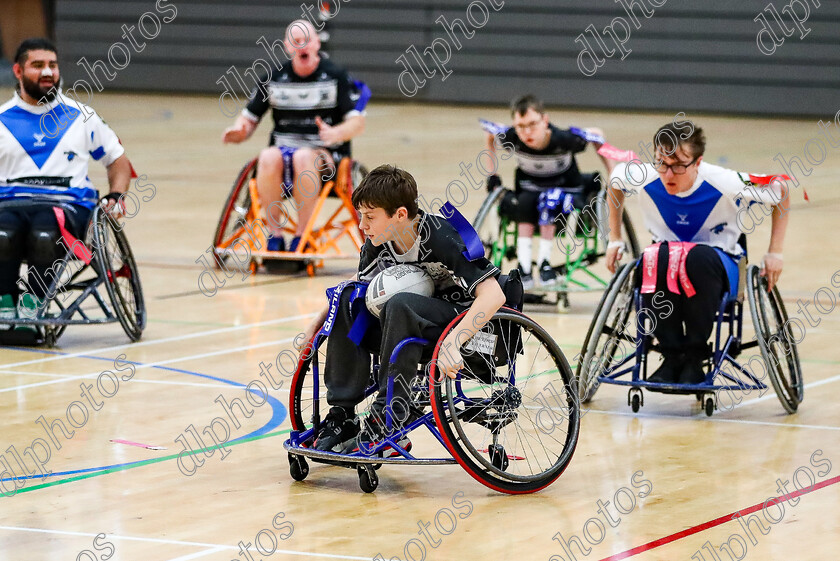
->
[365,264,435,318]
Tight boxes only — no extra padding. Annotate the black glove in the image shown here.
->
[101,192,123,204]
[486,174,502,193]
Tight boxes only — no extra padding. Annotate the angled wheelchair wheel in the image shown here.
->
[576,262,637,403]
[93,207,146,341]
[429,309,580,494]
[473,187,515,268]
[213,158,256,267]
[746,265,803,414]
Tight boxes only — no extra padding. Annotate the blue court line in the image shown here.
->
[1,347,287,483]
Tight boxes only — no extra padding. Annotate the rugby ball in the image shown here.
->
[365,264,435,318]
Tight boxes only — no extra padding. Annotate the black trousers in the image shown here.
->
[324,287,466,418]
[639,243,726,358]
[0,204,92,300]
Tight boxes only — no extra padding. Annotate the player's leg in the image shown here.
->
[291,147,334,249]
[255,147,288,249]
[643,242,686,384]
[536,188,573,286]
[0,208,25,322]
[679,245,726,383]
[512,190,540,289]
[315,284,381,452]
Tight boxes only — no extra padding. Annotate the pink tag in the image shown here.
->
[640,244,660,294]
[597,143,640,162]
[677,242,697,297]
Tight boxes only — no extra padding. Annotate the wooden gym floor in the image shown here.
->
[0,87,838,560]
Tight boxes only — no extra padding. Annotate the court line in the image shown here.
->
[0,312,314,369]
[0,526,370,560]
[595,473,840,561]
[585,408,840,432]
[0,368,231,388]
[0,337,295,394]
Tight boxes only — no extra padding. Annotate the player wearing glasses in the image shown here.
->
[605,122,790,385]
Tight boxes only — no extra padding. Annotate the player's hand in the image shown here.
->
[315,116,343,146]
[585,127,605,145]
[761,253,783,292]
[436,339,464,382]
[222,122,249,144]
[605,242,624,274]
[100,192,125,218]
[486,174,502,193]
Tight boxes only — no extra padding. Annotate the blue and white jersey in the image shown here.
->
[610,161,784,255]
[0,91,124,208]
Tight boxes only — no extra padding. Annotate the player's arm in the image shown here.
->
[605,164,632,274]
[105,154,132,195]
[764,180,790,292]
[436,277,506,380]
[484,132,504,191]
[222,113,259,144]
[584,126,617,177]
[315,113,365,146]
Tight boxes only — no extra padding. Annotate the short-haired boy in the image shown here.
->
[299,164,506,453]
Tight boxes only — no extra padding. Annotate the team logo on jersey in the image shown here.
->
[65,151,77,161]
[710,222,727,234]
[33,133,46,147]
[676,213,690,225]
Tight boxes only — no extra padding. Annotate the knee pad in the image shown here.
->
[27,228,62,264]
[537,188,573,226]
[0,227,21,260]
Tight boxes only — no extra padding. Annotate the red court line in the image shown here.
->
[597,473,840,561]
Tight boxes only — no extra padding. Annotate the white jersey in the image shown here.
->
[610,161,784,255]
[0,91,124,207]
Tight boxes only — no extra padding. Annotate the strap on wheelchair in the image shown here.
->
[439,201,484,262]
[52,207,92,265]
[322,280,374,345]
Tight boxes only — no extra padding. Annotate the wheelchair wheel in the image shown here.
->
[595,188,641,259]
[473,187,514,268]
[576,262,637,403]
[746,265,803,414]
[429,309,580,494]
[93,207,146,341]
[213,158,256,267]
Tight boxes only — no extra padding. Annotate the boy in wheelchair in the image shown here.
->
[605,122,790,385]
[484,94,616,289]
[298,165,506,454]
[0,38,133,336]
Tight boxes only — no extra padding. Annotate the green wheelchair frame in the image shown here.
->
[473,186,640,309]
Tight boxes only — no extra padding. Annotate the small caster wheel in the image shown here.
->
[44,328,56,348]
[704,396,715,417]
[306,262,316,277]
[371,463,382,471]
[556,293,571,313]
[695,392,703,402]
[358,465,378,493]
[288,453,309,481]
[631,393,641,412]
[488,444,509,471]
[248,259,258,274]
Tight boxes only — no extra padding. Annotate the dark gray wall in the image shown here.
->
[55,0,840,117]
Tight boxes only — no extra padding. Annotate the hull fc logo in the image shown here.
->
[676,213,690,226]
[33,133,46,147]
[710,222,727,234]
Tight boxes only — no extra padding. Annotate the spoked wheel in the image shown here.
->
[93,207,145,341]
[746,265,803,414]
[473,187,515,269]
[430,309,580,494]
[576,262,637,403]
[213,158,256,268]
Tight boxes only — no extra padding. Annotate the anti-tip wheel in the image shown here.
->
[704,396,715,417]
[358,465,379,493]
[289,454,309,481]
[488,444,510,472]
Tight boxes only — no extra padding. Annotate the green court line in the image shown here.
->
[7,428,292,496]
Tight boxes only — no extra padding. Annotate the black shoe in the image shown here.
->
[539,260,557,286]
[679,349,709,385]
[517,264,534,290]
[647,354,684,385]
[314,407,359,452]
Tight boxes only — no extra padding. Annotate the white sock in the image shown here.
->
[538,238,553,265]
[517,237,532,274]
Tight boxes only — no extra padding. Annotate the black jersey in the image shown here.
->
[243,57,361,156]
[358,211,500,307]
[497,124,588,191]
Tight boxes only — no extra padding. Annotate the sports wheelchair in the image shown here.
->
[284,276,580,494]
[0,198,145,347]
[212,154,368,276]
[575,247,803,416]
[473,180,640,310]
